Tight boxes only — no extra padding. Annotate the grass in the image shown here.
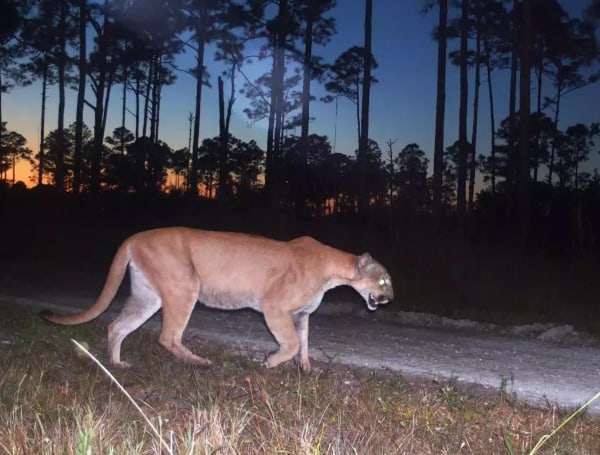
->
[1,303,599,454]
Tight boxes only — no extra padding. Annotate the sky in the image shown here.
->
[4,0,600,186]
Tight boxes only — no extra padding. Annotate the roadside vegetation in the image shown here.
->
[4,193,600,336]
[1,304,598,454]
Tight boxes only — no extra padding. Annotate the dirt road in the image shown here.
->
[3,290,599,415]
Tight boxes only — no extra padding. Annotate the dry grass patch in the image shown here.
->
[0,303,599,454]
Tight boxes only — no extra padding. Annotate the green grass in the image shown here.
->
[1,303,599,454]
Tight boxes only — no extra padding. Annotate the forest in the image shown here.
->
[1,0,600,325]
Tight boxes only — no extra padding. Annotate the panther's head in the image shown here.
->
[353,253,394,311]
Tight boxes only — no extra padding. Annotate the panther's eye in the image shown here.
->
[379,278,386,287]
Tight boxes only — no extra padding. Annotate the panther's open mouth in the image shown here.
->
[367,294,390,311]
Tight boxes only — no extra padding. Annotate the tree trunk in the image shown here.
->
[190,10,207,196]
[135,75,140,139]
[298,1,314,212]
[358,0,373,213]
[269,0,289,206]
[73,0,86,194]
[217,76,228,201]
[508,0,518,187]
[187,111,193,190]
[355,76,361,150]
[225,64,235,133]
[38,63,48,186]
[149,55,159,143]
[265,54,276,192]
[547,86,562,185]
[485,52,496,196]
[386,138,396,238]
[55,0,68,190]
[535,65,543,113]
[532,62,543,183]
[102,59,114,140]
[432,0,447,217]
[468,21,481,214]
[120,44,128,153]
[518,0,532,243]
[142,57,153,138]
[91,73,106,193]
[11,149,15,185]
[300,3,313,153]
[457,0,469,226]
[154,59,162,143]
[90,6,109,193]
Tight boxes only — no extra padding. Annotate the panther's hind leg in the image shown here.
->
[107,267,161,367]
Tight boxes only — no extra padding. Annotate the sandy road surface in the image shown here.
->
[2,290,599,415]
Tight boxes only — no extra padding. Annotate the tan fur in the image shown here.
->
[43,227,394,371]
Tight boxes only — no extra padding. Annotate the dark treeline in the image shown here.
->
[1,0,600,267]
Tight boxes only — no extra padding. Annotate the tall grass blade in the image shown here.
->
[71,339,174,455]
[528,390,600,455]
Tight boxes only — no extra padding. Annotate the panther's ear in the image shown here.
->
[357,253,374,274]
